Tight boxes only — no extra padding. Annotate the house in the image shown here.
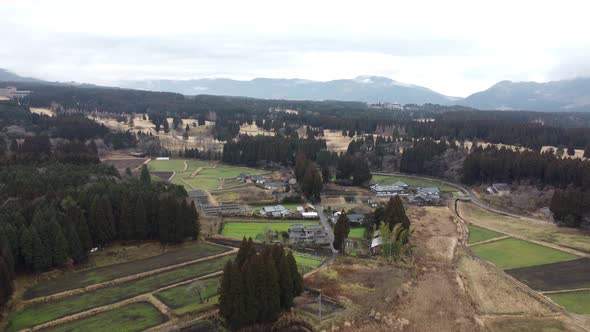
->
[0,87,31,98]
[260,205,292,217]
[347,214,365,225]
[410,187,440,206]
[155,157,170,161]
[370,183,409,196]
[263,181,287,192]
[492,183,510,194]
[332,212,365,224]
[301,212,319,219]
[370,230,382,255]
[252,174,266,184]
[289,224,329,245]
[237,173,267,184]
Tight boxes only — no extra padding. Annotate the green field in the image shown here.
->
[470,238,578,270]
[468,225,504,244]
[293,254,323,268]
[148,159,187,172]
[154,277,220,315]
[371,174,458,192]
[8,255,234,332]
[221,221,318,240]
[348,227,366,239]
[548,291,590,314]
[42,302,167,332]
[147,159,265,191]
[24,242,229,300]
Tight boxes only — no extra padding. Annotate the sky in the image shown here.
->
[1,0,590,97]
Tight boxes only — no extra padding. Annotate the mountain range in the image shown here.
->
[2,68,590,112]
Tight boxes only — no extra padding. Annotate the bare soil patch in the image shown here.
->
[506,258,590,291]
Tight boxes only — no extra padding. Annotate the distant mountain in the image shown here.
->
[459,78,590,112]
[0,68,40,82]
[120,75,457,105]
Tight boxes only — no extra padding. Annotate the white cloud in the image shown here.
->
[1,0,589,96]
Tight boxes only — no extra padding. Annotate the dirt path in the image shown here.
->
[190,167,203,178]
[22,246,237,306]
[467,235,511,247]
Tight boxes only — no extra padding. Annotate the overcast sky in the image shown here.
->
[1,0,590,97]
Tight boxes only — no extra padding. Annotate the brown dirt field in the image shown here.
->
[30,107,55,117]
[239,124,275,136]
[212,187,274,204]
[482,315,584,332]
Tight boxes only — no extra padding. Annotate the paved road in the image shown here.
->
[372,171,552,224]
[315,203,337,253]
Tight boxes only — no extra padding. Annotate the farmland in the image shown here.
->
[458,201,590,253]
[147,158,265,192]
[371,174,458,192]
[8,254,234,331]
[42,302,167,332]
[467,225,504,244]
[348,227,366,239]
[470,237,578,270]
[221,221,318,240]
[548,291,590,314]
[154,277,220,315]
[506,258,590,291]
[24,242,230,300]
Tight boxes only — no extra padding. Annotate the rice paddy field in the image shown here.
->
[467,225,504,244]
[7,255,235,331]
[371,174,458,192]
[41,302,167,332]
[547,291,590,314]
[23,242,229,300]
[221,221,318,240]
[154,277,221,315]
[147,159,265,192]
[470,238,578,270]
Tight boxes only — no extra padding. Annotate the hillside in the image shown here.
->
[0,68,40,82]
[459,77,590,112]
[120,75,457,104]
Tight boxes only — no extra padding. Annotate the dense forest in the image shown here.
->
[0,102,200,309]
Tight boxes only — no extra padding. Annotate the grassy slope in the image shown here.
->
[459,201,590,254]
[293,254,323,268]
[548,291,590,314]
[41,302,167,332]
[8,255,234,331]
[471,238,578,270]
[467,225,504,244]
[221,222,318,239]
[24,242,228,300]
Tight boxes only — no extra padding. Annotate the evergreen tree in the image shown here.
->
[133,196,149,240]
[30,227,50,271]
[61,218,85,263]
[286,251,303,296]
[90,195,116,245]
[584,145,590,158]
[262,253,281,322]
[301,164,323,202]
[333,212,351,253]
[567,145,576,156]
[352,157,372,185]
[118,193,134,240]
[140,165,151,185]
[383,196,410,231]
[277,254,294,309]
[241,260,259,325]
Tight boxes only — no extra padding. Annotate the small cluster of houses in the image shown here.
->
[370,181,441,205]
[0,87,30,99]
[237,173,296,192]
[289,224,330,245]
[259,203,318,219]
[331,211,365,225]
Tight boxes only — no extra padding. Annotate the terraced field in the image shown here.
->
[371,174,458,192]
[24,242,230,300]
[470,238,577,270]
[467,225,504,244]
[154,277,220,315]
[41,302,167,332]
[8,254,234,331]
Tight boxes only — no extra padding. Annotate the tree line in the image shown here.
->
[222,134,326,167]
[219,239,303,330]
